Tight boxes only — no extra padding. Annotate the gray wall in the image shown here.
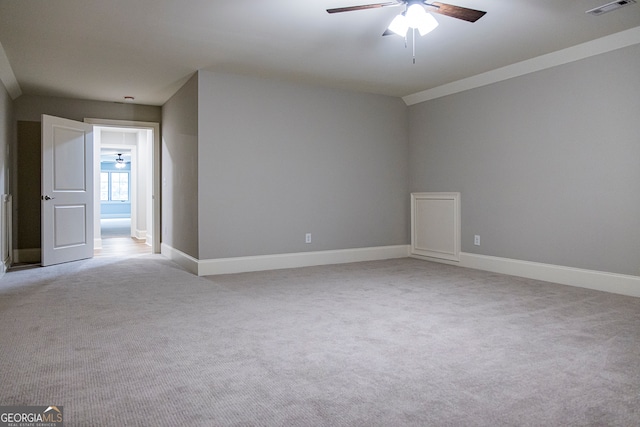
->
[409,44,640,276]
[14,94,161,123]
[12,94,162,253]
[197,70,409,259]
[161,73,199,258]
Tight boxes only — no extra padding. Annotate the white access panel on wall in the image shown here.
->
[411,192,461,262]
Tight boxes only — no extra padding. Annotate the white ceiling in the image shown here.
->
[0,0,638,106]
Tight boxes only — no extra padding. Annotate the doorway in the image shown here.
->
[86,119,160,257]
[97,145,146,257]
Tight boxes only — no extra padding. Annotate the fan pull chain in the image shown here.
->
[412,28,416,64]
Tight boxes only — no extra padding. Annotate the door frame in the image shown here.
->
[85,118,160,254]
[99,142,137,240]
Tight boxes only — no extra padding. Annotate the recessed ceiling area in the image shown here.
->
[0,0,638,105]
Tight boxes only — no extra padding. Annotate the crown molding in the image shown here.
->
[403,25,640,106]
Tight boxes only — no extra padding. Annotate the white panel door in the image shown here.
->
[41,115,94,266]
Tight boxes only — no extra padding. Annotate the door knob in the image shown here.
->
[42,195,55,200]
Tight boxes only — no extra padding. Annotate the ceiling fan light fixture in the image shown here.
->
[115,153,126,169]
[406,4,439,36]
[389,4,439,37]
[406,3,428,27]
[388,13,409,36]
[416,12,439,36]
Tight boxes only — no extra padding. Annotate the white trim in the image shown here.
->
[2,194,12,272]
[12,248,41,264]
[162,244,410,276]
[403,26,640,106]
[411,192,460,262]
[84,118,159,129]
[161,243,199,275]
[133,229,146,240]
[0,41,21,99]
[162,242,640,298]
[412,252,640,298]
[199,245,410,276]
[94,238,102,250]
[85,118,160,254]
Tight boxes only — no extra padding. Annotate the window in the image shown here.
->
[101,171,129,202]
[111,172,129,201]
[100,172,109,201]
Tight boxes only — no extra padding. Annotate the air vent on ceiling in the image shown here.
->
[586,0,636,15]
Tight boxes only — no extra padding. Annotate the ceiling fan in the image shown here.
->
[327,0,486,62]
[327,0,486,25]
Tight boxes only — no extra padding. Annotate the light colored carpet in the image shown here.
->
[1,256,639,426]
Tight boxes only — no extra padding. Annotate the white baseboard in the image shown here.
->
[134,229,146,240]
[161,243,639,298]
[412,252,640,298]
[0,257,7,278]
[13,248,41,264]
[161,243,199,275]
[161,244,410,276]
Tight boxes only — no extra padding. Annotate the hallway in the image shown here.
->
[96,218,151,258]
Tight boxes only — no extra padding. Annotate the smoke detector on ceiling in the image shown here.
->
[586,0,636,15]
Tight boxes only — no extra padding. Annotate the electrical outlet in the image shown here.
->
[305,233,312,244]
[474,235,480,246]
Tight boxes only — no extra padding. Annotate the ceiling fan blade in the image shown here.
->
[427,2,486,22]
[327,1,400,14]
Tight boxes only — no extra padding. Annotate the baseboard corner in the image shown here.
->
[160,243,199,275]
